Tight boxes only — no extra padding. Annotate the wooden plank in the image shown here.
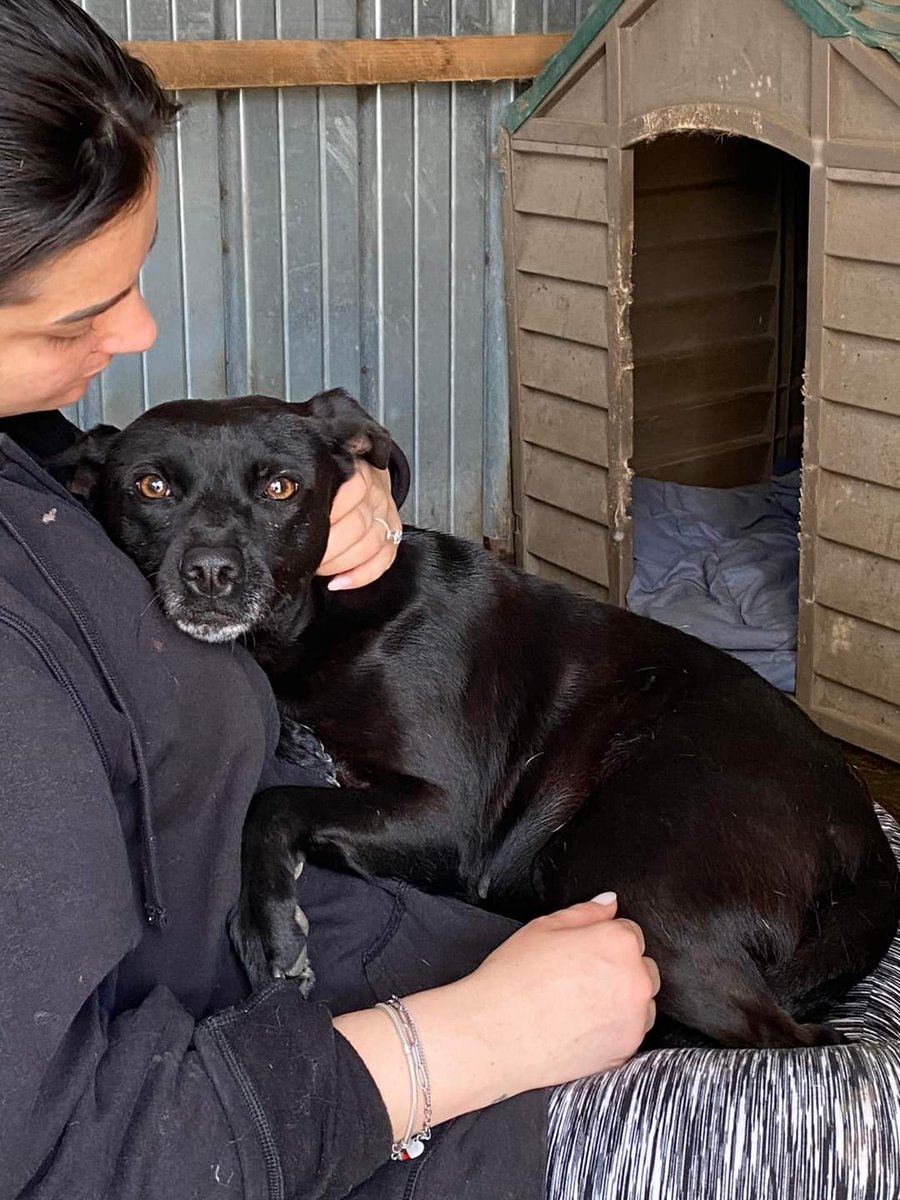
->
[515,213,609,285]
[814,607,900,708]
[631,285,777,359]
[636,184,779,248]
[817,471,900,564]
[815,541,900,634]
[520,388,609,466]
[638,439,775,489]
[123,34,569,90]
[511,138,608,159]
[523,443,609,525]
[523,552,610,602]
[632,233,779,302]
[512,150,608,222]
[818,400,900,490]
[515,117,610,148]
[826,179,900,267]
[821,329,900,417]
[824,257,900,342]
[524,497,609,585]
[518,331,609,407]
[812,679,900,764]
[517,275,608,347]
[633,337,775,413]
[633,390,775,476]
[827,167,900,186]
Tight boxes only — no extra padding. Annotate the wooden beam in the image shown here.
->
[122,34,570,91]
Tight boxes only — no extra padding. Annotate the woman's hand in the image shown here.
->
[317,462,402,591]
[335,895,659,1141]
[451,894,659,1092]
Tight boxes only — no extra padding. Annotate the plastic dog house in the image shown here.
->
[500,0,900,761]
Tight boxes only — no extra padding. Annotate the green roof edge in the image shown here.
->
[504,0,900,134]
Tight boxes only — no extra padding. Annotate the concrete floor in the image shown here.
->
[845,746,900,822]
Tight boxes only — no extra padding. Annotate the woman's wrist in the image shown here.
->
[334,976,513,1143]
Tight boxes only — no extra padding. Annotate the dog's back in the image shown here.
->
[270,526,899,1045]
[60,393,900,1047]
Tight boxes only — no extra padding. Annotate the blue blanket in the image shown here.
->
[626,473,801,691]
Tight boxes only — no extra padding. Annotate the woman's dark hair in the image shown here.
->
[0,0,179,303]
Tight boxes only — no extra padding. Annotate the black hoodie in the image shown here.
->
[0,412,547,1200]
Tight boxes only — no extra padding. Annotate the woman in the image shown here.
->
[0,3,658,1197]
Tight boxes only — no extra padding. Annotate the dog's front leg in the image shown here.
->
[231,775,452,989]
[228,787,318,992]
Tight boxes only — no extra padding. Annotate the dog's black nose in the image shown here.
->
[181,546,243,598]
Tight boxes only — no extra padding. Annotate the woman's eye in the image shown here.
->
[46,329,91,349]
[264,477,298,501]
[135,474,172,499]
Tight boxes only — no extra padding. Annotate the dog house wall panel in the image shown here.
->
[504,115,616,601]
[797,160,900,759]
[502,0,900,761]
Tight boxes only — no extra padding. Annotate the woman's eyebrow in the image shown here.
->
[54,287,133,326]
[53,221,159,326]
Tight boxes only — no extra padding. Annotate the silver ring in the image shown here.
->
[374,516,403,546]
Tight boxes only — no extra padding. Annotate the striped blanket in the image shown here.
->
[548,806,900,1200]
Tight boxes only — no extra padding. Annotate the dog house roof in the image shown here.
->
[506,0,900,132]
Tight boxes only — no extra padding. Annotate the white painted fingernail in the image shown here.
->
[327,575,352,592]
[591,891,617,906]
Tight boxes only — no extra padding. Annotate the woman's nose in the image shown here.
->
[94,288,158,356]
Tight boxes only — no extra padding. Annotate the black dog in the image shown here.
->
[58,391,900,1048]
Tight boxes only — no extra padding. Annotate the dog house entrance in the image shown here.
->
[626,133,810,692]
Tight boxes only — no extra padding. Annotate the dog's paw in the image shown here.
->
[274,904,316,998]
[229,862,315,994]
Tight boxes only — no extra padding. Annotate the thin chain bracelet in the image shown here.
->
[375,996,433,1161]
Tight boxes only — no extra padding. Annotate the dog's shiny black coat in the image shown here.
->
[59,391,900,1048]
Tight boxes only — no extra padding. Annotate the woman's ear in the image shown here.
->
[45,423,120,500]
[299,388,392,470]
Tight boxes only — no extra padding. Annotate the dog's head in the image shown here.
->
[55,390,391,643]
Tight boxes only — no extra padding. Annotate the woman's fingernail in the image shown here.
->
[591,891,617,906]
[327,575,352,592]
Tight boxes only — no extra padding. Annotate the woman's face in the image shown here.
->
[0,171,159,418]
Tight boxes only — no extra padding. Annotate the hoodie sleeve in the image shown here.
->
[0,627,392,1200]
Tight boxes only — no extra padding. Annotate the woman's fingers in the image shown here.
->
[328,542,398,592]
[327,464,369,526]
[317,463,401,588]
[644,956,661,998]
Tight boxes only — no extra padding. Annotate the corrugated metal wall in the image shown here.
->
[75,0,591,543]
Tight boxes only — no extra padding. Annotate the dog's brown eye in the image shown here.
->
[136,474,172,500]
[264,477,298,501]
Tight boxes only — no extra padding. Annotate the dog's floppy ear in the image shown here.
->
[46,424,120,500]
[301,388,392,470]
